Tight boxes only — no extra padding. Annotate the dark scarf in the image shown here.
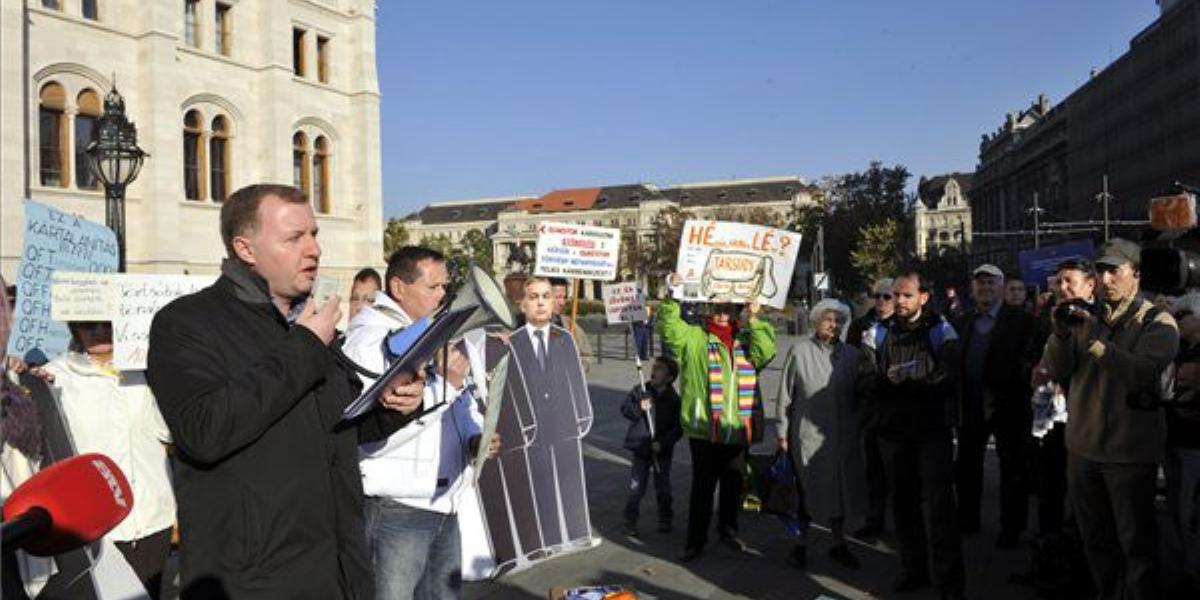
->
[221,258,307,321]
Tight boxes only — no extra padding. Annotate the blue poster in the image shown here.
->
[1018,240,1095,287]
[6,200,119,360]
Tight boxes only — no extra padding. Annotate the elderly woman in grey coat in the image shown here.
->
[776,298,871,570]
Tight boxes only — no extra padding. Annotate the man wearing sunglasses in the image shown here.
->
[846,277,894,538]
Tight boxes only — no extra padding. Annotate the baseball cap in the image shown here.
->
[1095,238,1141,268]
[972,264,1004,279]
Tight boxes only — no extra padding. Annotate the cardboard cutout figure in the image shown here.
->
[475,324,595,574]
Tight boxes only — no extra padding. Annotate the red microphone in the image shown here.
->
[1,453,134,556]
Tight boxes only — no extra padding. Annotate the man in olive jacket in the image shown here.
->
[1041,238,1178,600]
[147,185,422,599]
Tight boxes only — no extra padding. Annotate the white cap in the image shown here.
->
[972,264,1004,280]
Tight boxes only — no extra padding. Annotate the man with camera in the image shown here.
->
[1041,238,1178,600]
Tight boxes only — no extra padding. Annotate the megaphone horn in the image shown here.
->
[445,263,517,337]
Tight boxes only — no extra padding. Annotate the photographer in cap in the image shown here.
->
[1040,238,1178,600]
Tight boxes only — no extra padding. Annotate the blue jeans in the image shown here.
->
[364,498,462,600]
[623,447,674,527]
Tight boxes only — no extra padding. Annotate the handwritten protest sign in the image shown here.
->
[7,200,119,359]
[51,271,117,321]
[601,282,648,324]
[673,220,801,309]
[533,222,620,281]
[113,274,215,370]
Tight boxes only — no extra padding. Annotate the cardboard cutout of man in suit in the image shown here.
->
[476,276,595,574]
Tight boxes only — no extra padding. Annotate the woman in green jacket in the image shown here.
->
[658,275,777,561]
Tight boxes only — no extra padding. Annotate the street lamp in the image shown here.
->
[86,84,148,272]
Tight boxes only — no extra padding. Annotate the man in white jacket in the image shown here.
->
[342,246,497,600]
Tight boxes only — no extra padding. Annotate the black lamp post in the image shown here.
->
[86,84,148,272]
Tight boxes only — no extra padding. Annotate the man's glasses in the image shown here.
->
[874,294,893,300]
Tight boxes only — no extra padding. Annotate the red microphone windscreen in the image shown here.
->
[2,453,134,556]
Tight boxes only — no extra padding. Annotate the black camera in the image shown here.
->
[1053,298,1094,325]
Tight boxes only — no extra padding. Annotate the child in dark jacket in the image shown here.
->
[621,356,683,536]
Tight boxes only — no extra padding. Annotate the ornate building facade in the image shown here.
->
[0,0,384,286]
[972,0,1200,269]
[915,173,972,258]
[401,176,819,299]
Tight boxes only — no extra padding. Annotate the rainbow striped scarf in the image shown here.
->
[707,341,757,444]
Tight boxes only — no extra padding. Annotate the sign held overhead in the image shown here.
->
[673,219,801,309]
[533,222,621,282]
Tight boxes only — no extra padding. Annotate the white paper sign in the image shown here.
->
[51,271,118,321]
[113,274,216,370]
[533,222,620,281]
[673,220,801,309]
[601,282,648,324]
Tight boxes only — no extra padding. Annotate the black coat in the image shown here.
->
[847,308,882,350]
[866,310,962,441]
[620,383,683,453]
[953,304,1039,424]
[146,260,410,600]
[509,325,591,443]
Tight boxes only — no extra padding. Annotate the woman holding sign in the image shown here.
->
[658,273,776,562]
[41,320,176,599]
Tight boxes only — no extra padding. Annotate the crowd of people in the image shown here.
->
[1,180,1197,600]
[765,241,1199,599]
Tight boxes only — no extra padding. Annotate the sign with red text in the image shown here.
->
[601,282,648,324]
[533,222,620,281]
[113,274,215,370]
[673,220,801,309]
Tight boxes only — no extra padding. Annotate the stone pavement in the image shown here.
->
[155,326,1190,599]
[464,331,1046,600]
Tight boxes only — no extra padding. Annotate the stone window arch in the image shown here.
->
[74,88,101,189]
[183,109,205,200]
[293,131,310,198]
[38,82,68,187]
[210,115,230,201]
[312,135,330,214]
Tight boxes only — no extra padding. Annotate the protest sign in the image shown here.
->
[7,200,119,359]
[672,220,801,309]
[113,274,215,370]
[1018,240,1095,288]
[50,271,118,321]
[533,222,620,281]
[601,282,647,324]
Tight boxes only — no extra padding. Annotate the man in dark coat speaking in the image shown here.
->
[146,184,423,599]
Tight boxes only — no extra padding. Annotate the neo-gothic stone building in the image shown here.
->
[915,173,973,258]
[0,0,384,288]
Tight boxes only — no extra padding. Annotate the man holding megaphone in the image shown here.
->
[342,246,503,600]
[147,184,422,600]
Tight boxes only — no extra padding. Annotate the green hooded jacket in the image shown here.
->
[656,298,777,444]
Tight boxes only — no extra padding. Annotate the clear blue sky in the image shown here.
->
[377,1,1160,218]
